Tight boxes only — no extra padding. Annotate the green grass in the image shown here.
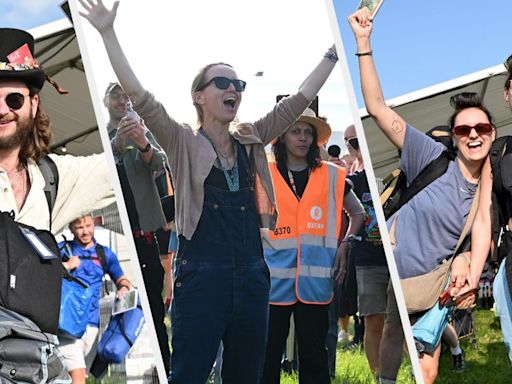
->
[436,308,510,383]
[280,308,510,383]
[280,344,414,384]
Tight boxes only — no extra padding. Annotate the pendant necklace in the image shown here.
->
[200,128,240,192]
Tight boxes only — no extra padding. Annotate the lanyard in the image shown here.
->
[287,167,310,200]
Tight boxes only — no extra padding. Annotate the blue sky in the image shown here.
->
[332,0,511,107]
[1,0,65,30]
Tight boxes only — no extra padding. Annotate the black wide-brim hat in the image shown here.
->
[0,28,45,91]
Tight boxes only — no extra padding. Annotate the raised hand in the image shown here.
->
[78,0,120,34]
[348,7,373,39]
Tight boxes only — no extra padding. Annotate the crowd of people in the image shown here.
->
[3,2,512,384]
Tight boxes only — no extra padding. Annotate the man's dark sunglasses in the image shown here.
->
[3,93,28,110]
[345,137,359,151]
[196,76,247,92]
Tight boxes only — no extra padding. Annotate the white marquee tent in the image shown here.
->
[360,64,511,179]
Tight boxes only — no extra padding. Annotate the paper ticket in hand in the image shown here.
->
[357,0,384,18]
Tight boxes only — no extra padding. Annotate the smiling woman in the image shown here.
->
[77,0,340,382]
[348,7,495,384]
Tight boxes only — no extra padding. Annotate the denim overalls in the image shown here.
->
[169,143,270,383]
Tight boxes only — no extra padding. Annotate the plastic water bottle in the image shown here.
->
[126,101,140,122]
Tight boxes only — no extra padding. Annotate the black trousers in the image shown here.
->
[135,236,171,374]
[261,302,330,384]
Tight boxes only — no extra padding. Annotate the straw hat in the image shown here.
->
[296,108,332,146]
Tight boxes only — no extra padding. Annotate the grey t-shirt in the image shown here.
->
[388,125,477,279]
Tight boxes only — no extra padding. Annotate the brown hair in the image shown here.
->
[448,92,494,129]
[191,62,233,126]
[18,87,52,163]
[69,213,94,229]
[272,123,322,171]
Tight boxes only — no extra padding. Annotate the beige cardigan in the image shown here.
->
[134,91,310,240]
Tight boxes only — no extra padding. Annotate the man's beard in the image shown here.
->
[0,113,33,151]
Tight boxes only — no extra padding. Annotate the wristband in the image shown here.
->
[355,51,373,57]
[138,141,151,153]
[342,234,362,243]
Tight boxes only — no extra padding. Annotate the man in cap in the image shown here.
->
[0,28,114,235]
[104,82,171,373]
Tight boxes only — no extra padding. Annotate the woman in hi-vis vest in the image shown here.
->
[261,108,365,384]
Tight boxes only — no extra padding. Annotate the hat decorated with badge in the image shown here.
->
[0,28,67,94]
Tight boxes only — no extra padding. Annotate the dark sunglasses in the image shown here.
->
[109,93,130,103]
[197,76,247,92]
[3,93,28,110]
[345,137,359,151]
[452,123,493,137]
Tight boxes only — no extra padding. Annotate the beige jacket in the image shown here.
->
[134,91,310,240]
[0,153,115,235]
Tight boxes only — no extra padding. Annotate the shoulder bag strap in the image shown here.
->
[389,183,480,257]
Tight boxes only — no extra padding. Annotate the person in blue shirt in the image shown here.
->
[58,213,132,384]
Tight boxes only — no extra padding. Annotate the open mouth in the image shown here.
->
[467,141,482,150]
[223,96,236,109]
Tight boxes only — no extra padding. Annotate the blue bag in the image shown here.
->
[413,301,454,355]
[58,274,94,338]
[96,299,145,363]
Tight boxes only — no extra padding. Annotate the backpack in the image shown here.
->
[0,156,70,383]
[0,155,61,334]
[0,302,71,384]
[380,126,456,219]
[58,243,108,338]
[0,211,62,334]
[486,136,512,296]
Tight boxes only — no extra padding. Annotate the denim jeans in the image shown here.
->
[493,258,512,363]
[168,183,270,384]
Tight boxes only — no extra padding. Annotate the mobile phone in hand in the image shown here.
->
[441,287,479,307]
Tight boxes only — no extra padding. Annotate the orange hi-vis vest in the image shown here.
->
[262,161,346,305]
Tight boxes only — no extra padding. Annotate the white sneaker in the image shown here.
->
[338,330,349,342]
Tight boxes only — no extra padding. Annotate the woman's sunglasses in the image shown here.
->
[452,123,493,137]
[196,76,247,92]
[2,92,28,110]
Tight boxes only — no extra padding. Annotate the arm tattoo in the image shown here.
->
[391,114,404,135]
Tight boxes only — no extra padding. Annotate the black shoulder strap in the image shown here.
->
[95,244,107,273]
[489,136,510,262]
[37,155,59,229]
[395,150,452,213]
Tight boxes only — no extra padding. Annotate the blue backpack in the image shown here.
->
[58,243,107,338]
